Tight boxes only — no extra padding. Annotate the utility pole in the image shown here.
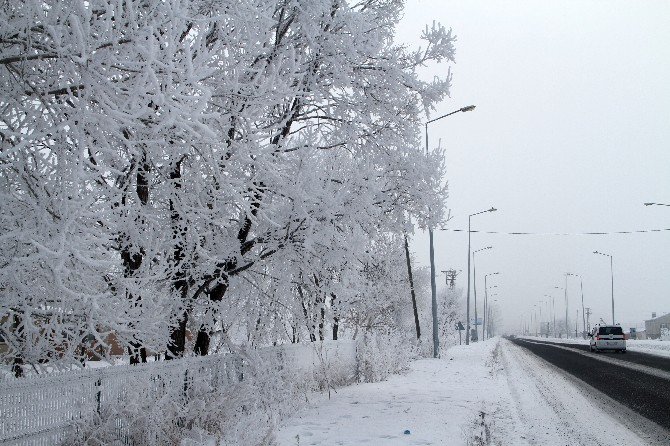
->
[441,269,460,289]
[593,251,615,324]
[585,307,592,334]
[564,274,569,339]
[404,235,421,339]
[575,309,578,338]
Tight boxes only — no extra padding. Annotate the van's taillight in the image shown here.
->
[596,336,600,341]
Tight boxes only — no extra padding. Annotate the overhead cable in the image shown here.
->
[440,228,670,236]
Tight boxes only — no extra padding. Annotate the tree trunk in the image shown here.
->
[298,284,316,342]
[194,278,227,356]
[122,152,150,364]
[165,158,189,359]
[11,314,24,378]
[166,308,188,360]
[319,305,325,341]
[331,293,339,340]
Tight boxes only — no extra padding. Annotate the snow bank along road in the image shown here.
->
[276,338,670,445]
[511,337,670,439]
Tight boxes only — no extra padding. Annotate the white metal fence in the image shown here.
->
[0,341,357,445]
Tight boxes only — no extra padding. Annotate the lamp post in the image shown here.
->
[567,273,586,338]
[472,246,492,342]
[537,299,546,337]
[487,294,498,337]
[543,295,553,333]
[563,273,570,338]
[484,285,498,340]
[484,274,499,340]
[644,202,670,207]
[466,207,497,345]
[426,105,476,357]
[489,299,498,336]
[594,250,615,324]
[552,286,562,336]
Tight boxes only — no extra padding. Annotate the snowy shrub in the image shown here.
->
[356,333,413,383]
[58,342,358,445]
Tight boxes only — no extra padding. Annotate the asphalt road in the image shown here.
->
[509,337,670,435]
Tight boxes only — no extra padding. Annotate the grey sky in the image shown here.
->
[396,0,670,332]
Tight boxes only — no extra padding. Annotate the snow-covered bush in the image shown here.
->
[439,286,466,353]
[356,332,415,383]
[56,342,357,445]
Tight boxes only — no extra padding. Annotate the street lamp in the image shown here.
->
[594,250,615,324]
[563,273,570,338]
[543,294,555,337]
[487,293,498,337]
[485,284,498,339]
[489,299,498,336]
[644,202,670,207]
[552,286,562,336]
[567,273,586,338]
[484,273,499,340]
[466,207,497,345]
[472,246,492,342]
[425,105,476,358]
[537,299,545,337]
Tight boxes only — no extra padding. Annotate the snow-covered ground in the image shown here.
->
[521,335,670,358]
[275,337,659,445]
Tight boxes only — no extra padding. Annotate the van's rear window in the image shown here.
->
[598,326,623,335]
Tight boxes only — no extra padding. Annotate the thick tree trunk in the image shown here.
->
[11,314,24,378]
[165,158,189,359]
[166,308,188,360]
[122,153,150,364]
[193,279,227,356]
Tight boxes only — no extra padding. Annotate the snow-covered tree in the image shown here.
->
[438,286,465,349]
[1,0,455,371]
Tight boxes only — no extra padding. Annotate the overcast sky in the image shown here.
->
[396,0,670,333]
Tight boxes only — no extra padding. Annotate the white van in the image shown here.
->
[588,325,626,353]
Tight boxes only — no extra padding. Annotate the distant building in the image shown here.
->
[634,330,648,340]
[644,313,670,339]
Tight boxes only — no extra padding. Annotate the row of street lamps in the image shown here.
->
[425,105,477,356]
[465,208,497,344]
[425,104,504,350]
[424,106,666,351]
[523,199,670,337]
[527,252,611,339]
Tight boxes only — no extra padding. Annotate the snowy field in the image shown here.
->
[275,337,659,445]
[520,336,670,358]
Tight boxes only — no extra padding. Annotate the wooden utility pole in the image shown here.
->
[404,235,421,339]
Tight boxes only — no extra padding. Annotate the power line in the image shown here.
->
[440,228,670,236]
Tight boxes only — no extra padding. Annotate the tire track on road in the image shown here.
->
[502,340,606,445]
[510,337,670,443]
